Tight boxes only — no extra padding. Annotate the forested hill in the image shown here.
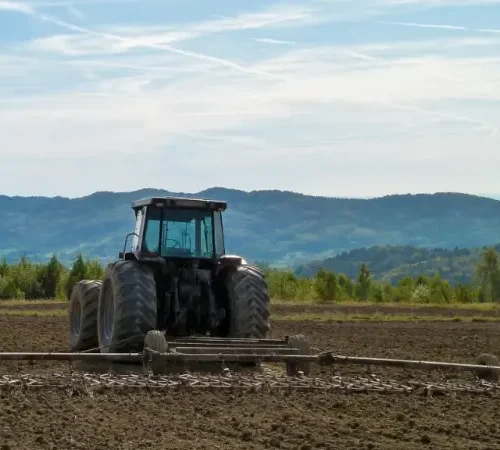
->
[295,244,500,285]
[1,188,500,265]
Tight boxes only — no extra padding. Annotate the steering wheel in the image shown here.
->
[165,238,182,248]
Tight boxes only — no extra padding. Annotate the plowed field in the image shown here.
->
[1,306,500,450]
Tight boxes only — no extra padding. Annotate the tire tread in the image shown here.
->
[98,260,157,353]
[69,280,102,351]
[226,265,270,338]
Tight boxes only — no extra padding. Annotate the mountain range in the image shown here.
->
[1,188,500,276]
[295,244,500,285]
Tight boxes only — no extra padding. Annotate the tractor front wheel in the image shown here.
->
[97,260,157,353]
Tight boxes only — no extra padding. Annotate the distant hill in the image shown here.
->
[1,188,500,266]
[295,244,500,285]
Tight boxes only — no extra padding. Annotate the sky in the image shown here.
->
[0,0,499,199]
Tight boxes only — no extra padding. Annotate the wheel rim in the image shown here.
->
[70,298,82,337]
[101,282,114,345]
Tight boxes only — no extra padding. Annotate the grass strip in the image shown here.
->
[0,308,498,324]
[271,300,500,311]
[273,313,500,323]
[0,309,67,317]
[0,299,66,307]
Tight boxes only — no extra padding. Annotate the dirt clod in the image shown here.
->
[241,430,252,441]
[420,435,431,444]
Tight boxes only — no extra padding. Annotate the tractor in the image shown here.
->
[68,196,272,357]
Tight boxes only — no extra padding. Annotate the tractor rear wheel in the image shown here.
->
[97,260,157,353]
[225,265,270,338]
[69,280,102,351]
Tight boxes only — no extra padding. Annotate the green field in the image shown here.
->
[2,298,500,321]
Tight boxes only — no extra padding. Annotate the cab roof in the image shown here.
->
[131,196,227,212]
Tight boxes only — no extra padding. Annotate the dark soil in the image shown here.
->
[2,388,500,450]
[0,313,500,449]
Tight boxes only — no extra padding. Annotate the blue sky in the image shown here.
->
[0,0,499,199]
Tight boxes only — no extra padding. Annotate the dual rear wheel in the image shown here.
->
[68,260,271,353]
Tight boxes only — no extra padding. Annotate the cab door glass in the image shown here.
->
[131,209,144,251]
[213,211,225,257]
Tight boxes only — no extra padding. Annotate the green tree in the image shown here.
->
[84,259,105,280]
[0,276,24,299]
[266,270,298,301]
[65,254,87,300]
[313,268,339,303]
[475,248,500,302]
[38,255,64,298]
[429,273,452,303]
[454,284,475,303]
[337,273,354,299]
[0,258,8,277]
[416,275,430,286]
[395,277,415,302]
[372,282,387,303]
[295,277,315,302]
[10,258,43,299]
[355,264,372,301]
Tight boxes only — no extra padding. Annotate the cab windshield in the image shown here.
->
[142,207,224,258]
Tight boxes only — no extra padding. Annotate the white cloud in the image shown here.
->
[375,0,500,6]
[31,13,286,79]
[1,0,500,197]
[478,28,500,33]
[380,20,500,34]
[27,0,138,6]
[67,6,84,19]
[2,35,499,162]
[379,20,468,30]
[0,1,33,13]
[32,33,129,56]
[253,37,296,45]
[31,5,316,57]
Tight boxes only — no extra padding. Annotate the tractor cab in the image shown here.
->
[120,196,242,265]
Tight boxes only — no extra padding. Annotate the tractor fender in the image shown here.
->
[217,255,266,277]
[219,254,248,266]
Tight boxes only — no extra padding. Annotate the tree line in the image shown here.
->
[0,255,103,300]
[0,247,499,303]
[264,247,500,303]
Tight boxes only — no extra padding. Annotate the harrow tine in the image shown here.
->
[320,354,500,374]
[1,348,499,382]
[0,352,142,362]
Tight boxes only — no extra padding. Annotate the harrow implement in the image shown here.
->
[2,332,500,383]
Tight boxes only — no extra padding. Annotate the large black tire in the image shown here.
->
[225,265,270,338]
[97,260,157,353]
[69,280,102,351]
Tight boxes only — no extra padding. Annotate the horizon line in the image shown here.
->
[0,186,498,202]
